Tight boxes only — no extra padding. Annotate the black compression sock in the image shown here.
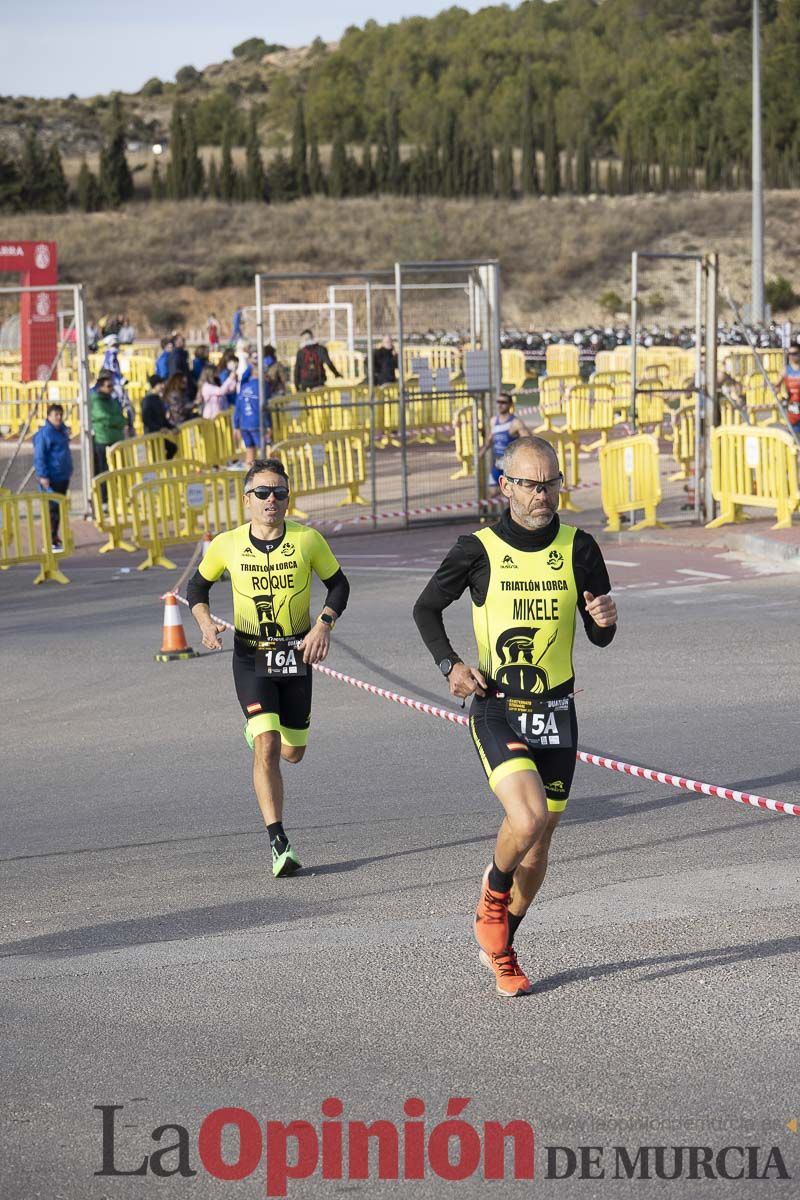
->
[267,822,286,846]
[507,912,524,945]
[488,858,514,893]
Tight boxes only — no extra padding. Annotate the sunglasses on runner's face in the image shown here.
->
[245,485,289,500]
[504,473,563,493]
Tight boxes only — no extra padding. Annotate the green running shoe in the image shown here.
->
[272,840,301,877]
[244,722,254,750]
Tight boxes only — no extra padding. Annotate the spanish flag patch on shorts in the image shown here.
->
[246,702,262,714]
[506,742,527,751]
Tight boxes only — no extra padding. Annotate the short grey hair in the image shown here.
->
[500,435,560,477]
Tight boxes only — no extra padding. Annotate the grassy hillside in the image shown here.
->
[3,191,799,333]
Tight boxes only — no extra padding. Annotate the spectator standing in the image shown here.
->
[33,403,73,551]
[141,374,178,458]
[232,307,244,343]
[118,317,136,344]
[192,344,210,386]
[168,333,192,390]
[163,372,195,428]
[100,334,134,435]
[373,335,398,385]
[293,329,342,391]
[155,336,174,381]
[234,352,271,466]
[90,372,126,499]
[264,344,287,397]
[781,342,800,436]
[207,313,222,350]
[218,349,239,385]
[199,365,237,419]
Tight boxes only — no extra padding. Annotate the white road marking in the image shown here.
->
[675,567,731,580]
[605,559,640,568]
[338,553,401,558]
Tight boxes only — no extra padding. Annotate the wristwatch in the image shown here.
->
[318,613,335,629]
[438,658,455,677]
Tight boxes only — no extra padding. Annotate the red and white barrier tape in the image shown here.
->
[169,593,798,818]
[293,497,504,533]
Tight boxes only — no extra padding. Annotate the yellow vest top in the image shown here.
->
[198,520,340,640]
[471,522,578,695]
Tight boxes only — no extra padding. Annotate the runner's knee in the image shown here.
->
[281,744,305,764]
[253,730,281,763]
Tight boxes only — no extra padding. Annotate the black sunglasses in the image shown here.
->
[245,485,289,500]
[504,473,563,493]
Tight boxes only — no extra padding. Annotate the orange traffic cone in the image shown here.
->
[155,594,199,662]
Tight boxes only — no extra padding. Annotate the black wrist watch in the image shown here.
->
[318,613,335,629]
[438,658,454,677]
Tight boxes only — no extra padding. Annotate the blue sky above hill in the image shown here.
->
[3,0,494,98]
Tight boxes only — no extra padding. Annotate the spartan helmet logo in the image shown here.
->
[254,597,284,639]
[547,549,563,571]
[494,627,552,695]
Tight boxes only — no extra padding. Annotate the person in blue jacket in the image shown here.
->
[233,353,272,467]
[155,336,174,381]
[33,403,73,551]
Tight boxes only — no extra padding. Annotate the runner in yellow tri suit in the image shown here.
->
[187,458,350,877]
[414,435,617,995]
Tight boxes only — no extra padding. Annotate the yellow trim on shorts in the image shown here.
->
[278,724,309,748]
[545,794,568,813]
[489,757,537,791]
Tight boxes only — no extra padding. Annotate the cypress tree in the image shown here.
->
[0,143,22,211]
[19,128,47,209]
[268,150,294,203]
[497,135,514,199]
[308,136,325,194]
[184,107,204,197]
[386,95,403,191]
[99,94,134,207]
[150,159,164,201]
[220,120,237,201]
[206,156,219,199]
[245,110,265,200]
[76,159,101,212]
[291,97,309,196]
[621,127,634,194]
[43,143,68,211]
[520,74,538,195]
[166,102,187,199]
[543,93,559,197]
[328,129,348,198]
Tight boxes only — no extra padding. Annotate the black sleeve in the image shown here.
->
[574,530,616,647]
[322,346,342,377]
[322,568,349,617]
[412,535,485,665]
[186,568,213,609]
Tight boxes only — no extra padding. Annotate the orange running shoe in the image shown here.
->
[473,864,511,956]
[479,947,535,998]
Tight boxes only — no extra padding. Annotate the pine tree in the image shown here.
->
[477,136,495,196]
[308,136,325,195]
[563,147,574,193]
[520,74,538,195]
[575,136,591,195]
[42,143,68,211]
[607,161,618,196]
[166,102,186,199]
[427,131,442,195]
[150,159,164,201]
[291,97,309,196]
[442,110,459,197]
[497,136,514,199]
[375,121,390,192]
[220,121,237,201]
[99,94,134,207]
[245,110,265,200]
[184,107,204,197]
[328,129,348,198]
[543,93,559,197]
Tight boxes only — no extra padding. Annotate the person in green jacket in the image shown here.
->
[91,371,127,502]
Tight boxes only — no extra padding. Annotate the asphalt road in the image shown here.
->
[1,525,798,1199]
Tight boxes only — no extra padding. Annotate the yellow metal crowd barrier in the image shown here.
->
[670,403,696,480]
[329,349,366,384]
[599,434,663,532]
[272,432,367,517]
[451,403,484,479]
[92,458,203,553]
[565,384,618,449]
[403,346,462,376]
[720,348,784,384]
[707,425,799,530]
[742,373,782,426]
[501,349,528,393]
[130,470,248,570]
[107,431,178,472]
[545,345,579,376]
[537,374,581,429]
[0,491,73,584]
